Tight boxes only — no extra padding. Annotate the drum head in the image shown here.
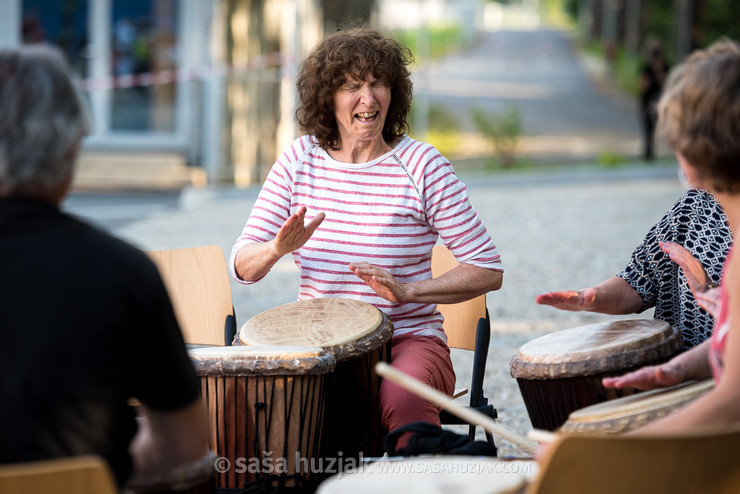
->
[238,298,392,361]
[188,345,335,376]
[510,319,683,379]
[317,457,534,494]
[561,379,714,434]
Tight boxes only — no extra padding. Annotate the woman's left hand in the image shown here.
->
[660,240,720,317]
[696,286,722,317]
[349,262,409,303]
[660,241,711,294]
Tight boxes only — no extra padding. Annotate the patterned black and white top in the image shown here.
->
[618,189,732,349]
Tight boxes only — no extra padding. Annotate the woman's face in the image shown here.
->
[333,72,391,147]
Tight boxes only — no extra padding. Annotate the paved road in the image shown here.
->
[63,190,182,230]
[416,29,646,163]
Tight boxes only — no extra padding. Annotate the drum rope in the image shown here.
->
[235,376,322,493]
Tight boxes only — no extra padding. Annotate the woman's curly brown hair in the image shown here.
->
[295,27,414,150]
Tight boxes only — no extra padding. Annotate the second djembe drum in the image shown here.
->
[510,319,683,431]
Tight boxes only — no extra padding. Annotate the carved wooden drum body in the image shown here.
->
[561,379,714,434]
[189,346,335,490]
[509,319,683,431]
[239,298,394,460]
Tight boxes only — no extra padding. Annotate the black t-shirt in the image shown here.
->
[0,198,200,486]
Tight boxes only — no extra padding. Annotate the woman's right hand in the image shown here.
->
[602,362,685,390]
[273,206,325,256]
[535,287,597,312]
[233,206,325,282]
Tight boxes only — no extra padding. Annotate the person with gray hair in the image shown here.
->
[0,44,90,199]
[0,44,209,487]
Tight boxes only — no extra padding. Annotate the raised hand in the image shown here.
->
[660,241,721,317]
[660,241,712,294]
[696,286,721,317]
[535,287,597,312]
[274,206,325,256]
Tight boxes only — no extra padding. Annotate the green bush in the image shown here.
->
[391,24,463,61]
[409,104,461,157]
[472,104,522,169]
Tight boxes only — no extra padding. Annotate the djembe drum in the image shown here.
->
[561,379,714,434]
[238,298,394,461]
[188,345,335,491]
[510,319,683,431]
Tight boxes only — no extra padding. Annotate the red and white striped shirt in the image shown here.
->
[230,135,503,341]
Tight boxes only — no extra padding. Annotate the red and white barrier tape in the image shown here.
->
[76,51,292,91]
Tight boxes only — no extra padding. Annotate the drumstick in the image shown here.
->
[527,428,559,444]
[375,361,539,454]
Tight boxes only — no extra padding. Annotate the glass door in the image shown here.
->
[110,0,179,133]
[21,0,89,79]
[21,0,188,147]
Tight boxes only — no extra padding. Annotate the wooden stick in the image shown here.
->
[375,361,539,454]
[527,429,559,444]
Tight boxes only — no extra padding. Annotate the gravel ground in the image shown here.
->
[110,162,684,458]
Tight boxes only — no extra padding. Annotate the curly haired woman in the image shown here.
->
[230,27,503,448]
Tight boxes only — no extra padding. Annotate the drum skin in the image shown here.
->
[238,298,390,362]
[560,379,714,434]
[509,319,684,431]
[239,298,394,461]
[189,346,335,490]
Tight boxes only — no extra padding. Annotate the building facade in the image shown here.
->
[0,0,322,187]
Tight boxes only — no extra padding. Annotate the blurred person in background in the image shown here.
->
[0,44,209,487]
[639,37,670,161]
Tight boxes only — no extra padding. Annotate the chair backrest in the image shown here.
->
[0,455,118,494]
[431,245,488,351]
[528,425,740,494]
[148,245,234,346]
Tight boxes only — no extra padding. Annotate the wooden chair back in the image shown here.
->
[0,455,117,494]
[148,245,234,345]
[431,245,488,351]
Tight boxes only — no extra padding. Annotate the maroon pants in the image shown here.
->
[380,333,456,447]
